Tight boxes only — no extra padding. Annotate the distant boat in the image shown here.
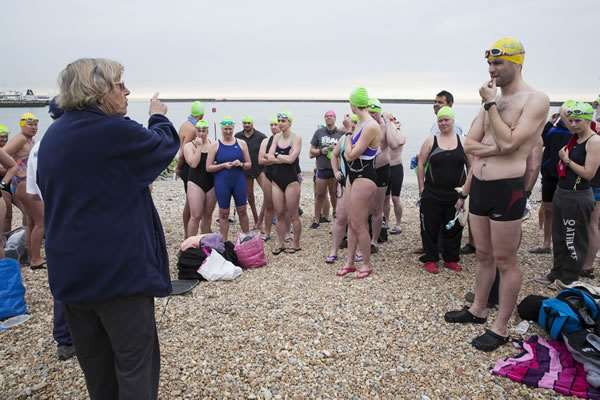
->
[0,90,50,107]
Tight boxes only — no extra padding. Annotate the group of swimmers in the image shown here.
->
[0,110,51,269]
[176,35,600,352]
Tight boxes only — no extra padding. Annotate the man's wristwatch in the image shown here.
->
[274,153,279,158]
[0,181,7,191]
[484,101,497,111]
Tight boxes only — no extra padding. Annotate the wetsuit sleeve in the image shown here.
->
[112,114,180,187]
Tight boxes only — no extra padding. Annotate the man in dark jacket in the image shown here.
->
[38,58,179,400]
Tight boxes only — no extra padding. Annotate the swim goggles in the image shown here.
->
[277,112,291,120]
[21,118,39,124]
[220,120,234,127]
[484,48,524,58]
[566,109,593,117]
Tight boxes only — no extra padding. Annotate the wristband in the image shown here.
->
[484,101,497,111]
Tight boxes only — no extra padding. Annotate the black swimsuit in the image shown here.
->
[187,152,214,192]
[271,144,300,191]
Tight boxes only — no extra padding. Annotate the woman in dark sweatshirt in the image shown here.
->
[37,58,179,400]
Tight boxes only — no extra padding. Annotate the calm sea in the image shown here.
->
[1,101,485,182]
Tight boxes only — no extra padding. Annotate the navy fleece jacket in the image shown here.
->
[38,109,179,303]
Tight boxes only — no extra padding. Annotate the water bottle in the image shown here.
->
[410,155,418,170]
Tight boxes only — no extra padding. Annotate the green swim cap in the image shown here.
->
[270,116,278,124]
[195,120,209,129]
[566,101,594,121]
[191,101,204,117]
[277,111,293,121]
[349,87,369,108]
[0,124,9,135]
[220,116,235,126]
[562,99,577,110]
[351,114,359,123]
[437,106,456,120]
[368,98,382,113]
[242,115,253,123]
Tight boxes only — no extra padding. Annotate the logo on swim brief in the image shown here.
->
[491,213,502,219]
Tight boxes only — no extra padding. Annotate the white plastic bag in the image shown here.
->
[198,249,242,281]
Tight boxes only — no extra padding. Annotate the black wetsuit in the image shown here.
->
[419,135,467,263]
[550,136,595,284]
[187,152,214,192]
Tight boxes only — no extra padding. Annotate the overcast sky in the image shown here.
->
[1,0,598,102]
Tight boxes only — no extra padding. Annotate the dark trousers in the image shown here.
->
[53,299,72,346]
[419,197,462,262]
[64,296,160,400]
[550,187,594,284]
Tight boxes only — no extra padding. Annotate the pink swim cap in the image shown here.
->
[324,110,336,118]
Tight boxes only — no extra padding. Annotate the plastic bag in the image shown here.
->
[234,233,266,269]
[198,248,242,281]
[5,228,26,261]
[0,258,27,320]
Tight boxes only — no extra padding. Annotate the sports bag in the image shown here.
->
[538,288,600,339]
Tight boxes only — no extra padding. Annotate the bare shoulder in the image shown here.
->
[527,89,550,110]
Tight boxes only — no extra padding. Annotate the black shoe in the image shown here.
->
[310,222,320,229]
[57,345,76,361]
[444,306,487,324]
[471,329,510,352]
[460,243,476,255]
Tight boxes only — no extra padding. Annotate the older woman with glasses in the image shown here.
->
[37,58,179,400]
[206,117,252,240]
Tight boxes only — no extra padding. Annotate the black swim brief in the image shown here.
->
[316,168,334,180]
[375,164,391,188]
[469,176,526,222]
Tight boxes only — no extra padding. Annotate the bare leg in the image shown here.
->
[542,201,553,249]
[245,177,260,228]
[329,187,348,258]
[370,187,386,245]
[392,195,403,227]
[236,204,250,235]
[218,208,231,241]
[186,182,206,237]
[468,214,495,319]
[327,179,337,217]
[313,178,328,224]
[272,183,287,249]
[20,190,44,266]
[255,173,269,232]
[488,220,523,337]
[383,194,391,225]
[348,179,377,270]
[285,182,302,249]
[200,190,217,234]
[2,191,12,233]
[261,177,274,238]
[584,202,600,271]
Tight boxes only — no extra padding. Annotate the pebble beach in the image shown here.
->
[0,177,583,399]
